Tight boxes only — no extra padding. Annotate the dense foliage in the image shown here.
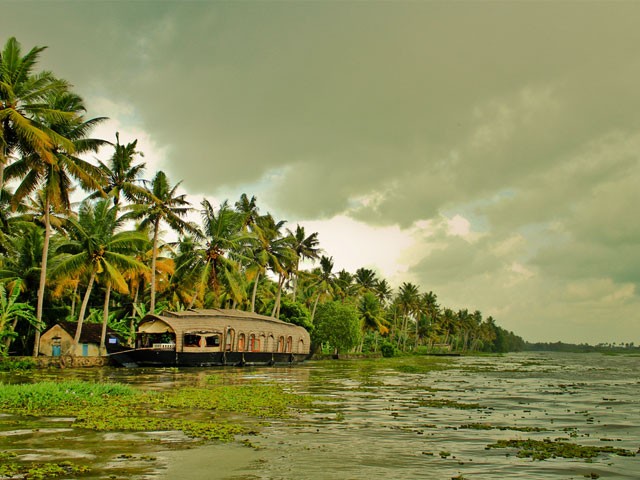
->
[0,37,525,356]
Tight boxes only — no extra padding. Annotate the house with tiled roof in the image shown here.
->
[39,321,123,357]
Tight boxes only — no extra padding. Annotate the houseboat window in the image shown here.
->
[206,335,220,347]
[277,336,285,353]
[184,334,199,347]
[286,336,293,353]
[298,339,305,353]
[238,333,246,351]
[260,334,266,351]
[249,334,260,352]
[225,329,234,351]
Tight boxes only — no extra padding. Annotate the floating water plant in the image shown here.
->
[486,439,635,461]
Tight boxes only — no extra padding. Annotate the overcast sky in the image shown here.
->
[5,1,639,344]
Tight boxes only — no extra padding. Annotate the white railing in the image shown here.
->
[152,343,176,350]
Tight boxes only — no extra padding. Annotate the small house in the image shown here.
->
[39,322,123,357]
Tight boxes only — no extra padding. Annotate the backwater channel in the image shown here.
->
[1,352,639,479]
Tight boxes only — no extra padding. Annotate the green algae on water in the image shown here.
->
[486,439,636,461]
[0,379,313,443]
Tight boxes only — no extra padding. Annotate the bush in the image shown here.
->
[0,357,36,371]
[380,342,397,358]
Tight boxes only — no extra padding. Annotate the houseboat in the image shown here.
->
[108,308,311,367]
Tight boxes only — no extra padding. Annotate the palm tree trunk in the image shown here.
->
[33,198,52,357]
[311,293,321,324]
[271,274,283,317]
[150,219,160,312]
[100,283,112,354]
[70,281,78,319]
[250,271,260,313]
[292,260,300,302]
[73,271,96,352]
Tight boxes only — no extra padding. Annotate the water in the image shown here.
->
[1,352,639,479]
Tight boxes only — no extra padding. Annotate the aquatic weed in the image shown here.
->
[486,439,635,461]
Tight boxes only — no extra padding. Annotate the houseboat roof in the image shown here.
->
[139,308,308,336]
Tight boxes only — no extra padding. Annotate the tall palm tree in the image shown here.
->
[396,282,420,350]
[51,199,147,353]
[288,224,320,301]
[358,291,389,352]
[309,255,335,324]
[5,90,106,355]
[0,37,73,192]
[354,268,378,295]
[126,170,194,312]
[187,199,246,308]
[94,132,145,212]
[234,193,259,230]
[373,278,393,306]
[253,214,295,318]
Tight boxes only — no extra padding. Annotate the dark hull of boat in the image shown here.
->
[108,349,309,368]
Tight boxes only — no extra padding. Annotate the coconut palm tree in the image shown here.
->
[253,214,295,318]
[396,282,420,350]
[288,224,320,301]
[0,37,73,192]
[125,170,195,312]
[186,199,246,308]
[5,90,106,355]
[94,132,145,212]
[373,278,393,306]
[309,255,335,324]
[234,193,259,230]
[358,291,389,352]
[51,199,147,354]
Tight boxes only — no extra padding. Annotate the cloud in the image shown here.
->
[5,1,640,343]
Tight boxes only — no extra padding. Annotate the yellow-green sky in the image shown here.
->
[4,1,639,343]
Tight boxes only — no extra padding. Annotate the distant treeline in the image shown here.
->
[525,341,639,353]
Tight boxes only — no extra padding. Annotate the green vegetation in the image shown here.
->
[487,439,636,461]
[0,357,35,371]
[0,36,524,358]
[0,456,89,480]
[526,341,640,354]
[0,379,312,442]
[0,377,314,478]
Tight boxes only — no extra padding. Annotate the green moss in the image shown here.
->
[0,459,89,479]
[417,398,483,410]
[486,439,635,461]
[0,379,313,443]
[460,423,548,432]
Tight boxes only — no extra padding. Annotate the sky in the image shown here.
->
[4,1,639,344]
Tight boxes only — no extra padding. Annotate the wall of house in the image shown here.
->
[39,325,102,357]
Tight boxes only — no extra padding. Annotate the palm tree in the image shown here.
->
[188,199,246,308]
[309,255,335,324]
[126,170,195,312]
[358,291,389,352]
[253,214,295,318]
[373,278,393,306]
[51,199,147,354]
[354,268,378,295]
[94,132,145,212]
[234,193,259,230]
[288,224,320,301]
[5,90,106,355]
[396,282,420,350]
[0,37,73,192]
